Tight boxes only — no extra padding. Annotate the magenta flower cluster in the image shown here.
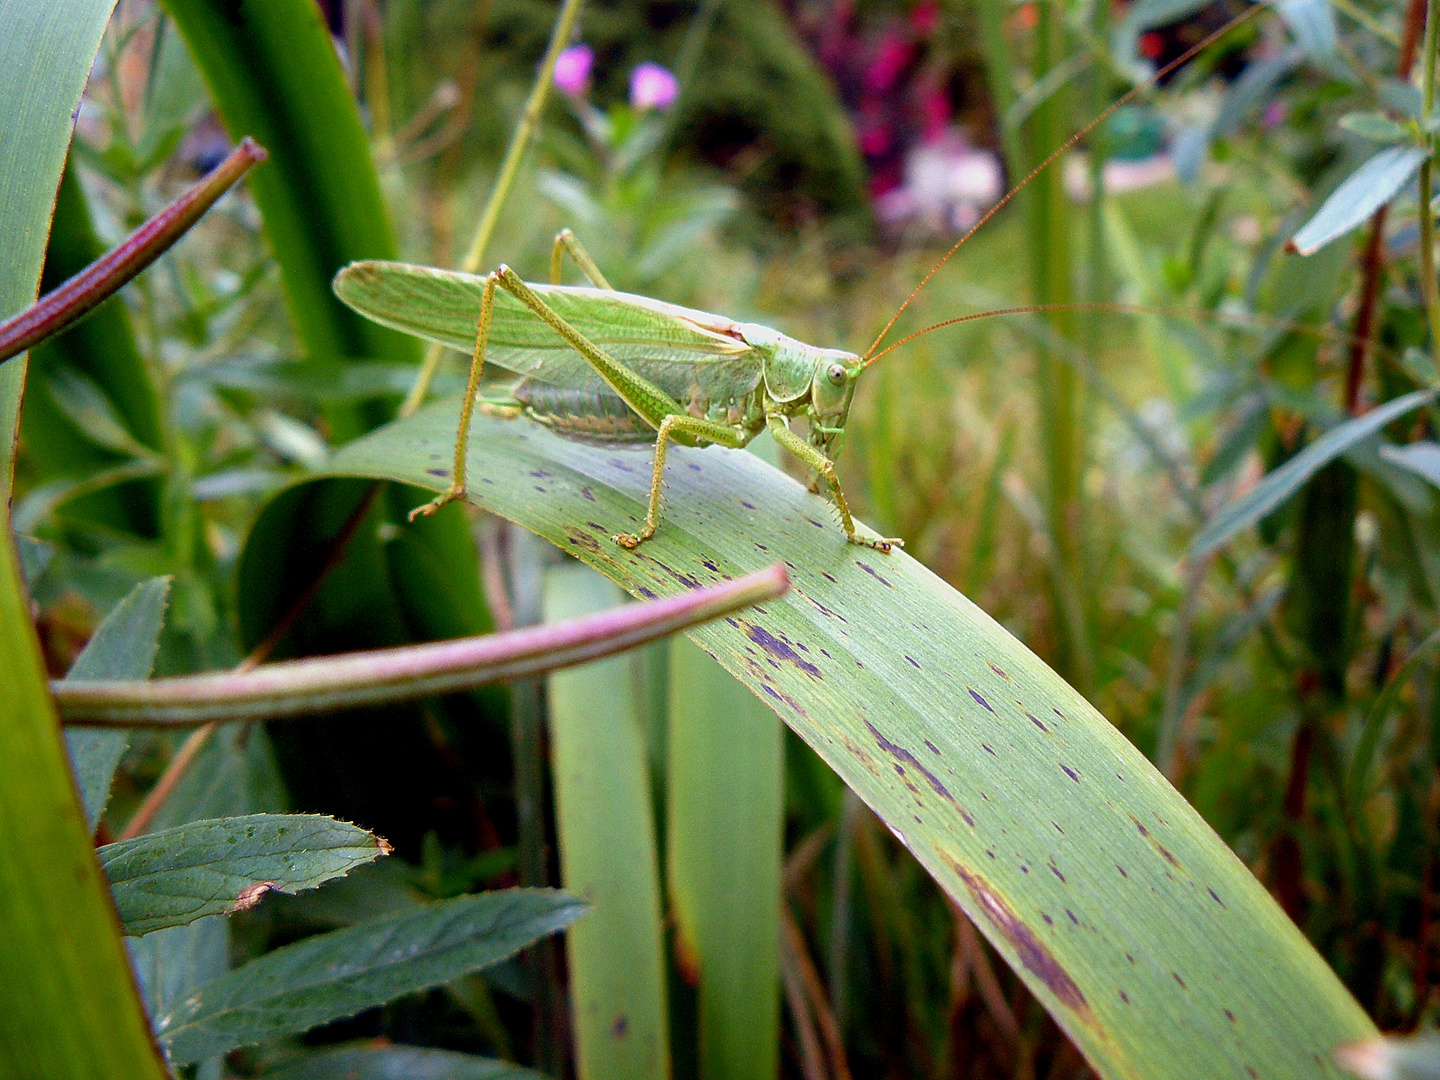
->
[553,45,679,112]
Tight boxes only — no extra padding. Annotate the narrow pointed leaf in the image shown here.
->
[99,813,389,936]
[1289,146,1428,256]
[282,402,1377,1080]
[156,888,585,1064]
[64,577,171,831]
[1190,390,1436,557]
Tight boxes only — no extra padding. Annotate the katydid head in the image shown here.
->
[808,352,865,458]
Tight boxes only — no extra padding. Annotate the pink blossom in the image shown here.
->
[554,45,593,98]
[865,33,913,93]
[629,62,679,111]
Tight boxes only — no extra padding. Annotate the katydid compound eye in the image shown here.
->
[827,363,847,385]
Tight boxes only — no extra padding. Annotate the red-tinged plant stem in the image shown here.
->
[1344,0,1427,416]
[1274,0,1437,928]
[0,139,265,365]
[56,564,789,727]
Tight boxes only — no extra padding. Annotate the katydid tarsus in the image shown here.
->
[333,4,1271,554]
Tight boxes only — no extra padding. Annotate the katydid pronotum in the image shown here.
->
[333,7,1268,555]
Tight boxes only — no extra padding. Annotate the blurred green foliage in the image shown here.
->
[18,0,1440,1075]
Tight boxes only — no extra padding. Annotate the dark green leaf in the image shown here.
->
[64,577,171,832]
[156,888,585,1064]
[100,813,389,936]
[1191,390,1437,556]
[1338,111,1413,144]
[262,1043,546,1080]
[1289,146,1428,256]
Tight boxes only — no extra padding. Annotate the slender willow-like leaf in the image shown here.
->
[100,814,388,936]
[0,139,264,364]
[156,888,585,1065]
[1189,390,1437,557]
[56,564,786,726]
[295,402,1377,1080]
[1289,145,1429,255]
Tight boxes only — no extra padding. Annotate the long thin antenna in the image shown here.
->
[861,301,1391,368]
[863,0,1270,365]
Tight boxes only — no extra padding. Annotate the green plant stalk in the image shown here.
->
[1028,0,1092,691]
[56,564,786,725]
[667,638,783,1080]
[545,565,670,1080]
[401,0,586,416]
[0,0,168,1074]
[1421,0,1440,367]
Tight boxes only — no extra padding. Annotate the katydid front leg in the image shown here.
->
[766,414,903,552]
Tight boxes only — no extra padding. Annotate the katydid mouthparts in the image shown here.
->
[333,229,903,553]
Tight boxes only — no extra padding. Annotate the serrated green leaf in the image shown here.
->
[99,813,388,936]
[1191,391,1437,556]
[262,1043,546,1080]
[156,888,585,1065]
[1290,146,1429,256]
[64,576,171,831]
[1338,111,1413,144]
[285,400,1377,1080]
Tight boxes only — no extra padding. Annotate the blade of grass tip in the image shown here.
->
[0,138,265,364]
[55,564,788,727]
[401,0,586,416]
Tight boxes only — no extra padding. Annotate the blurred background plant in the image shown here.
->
[20,0,1440,1074]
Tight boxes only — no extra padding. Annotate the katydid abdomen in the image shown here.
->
[497,378,770,449]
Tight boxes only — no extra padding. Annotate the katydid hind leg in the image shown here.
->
[766,415,902,553]
[550,228,614,289]
[617,413,749,549]
[409,270,500,522]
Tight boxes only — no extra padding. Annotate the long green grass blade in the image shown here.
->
[0,1,168,1075]
[307,401,1378,1080]
[667,638,782,1080]
[545,565,671,1080]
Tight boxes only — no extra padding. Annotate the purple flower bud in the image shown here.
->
[554,44,593,98]
[629,62,679,111]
